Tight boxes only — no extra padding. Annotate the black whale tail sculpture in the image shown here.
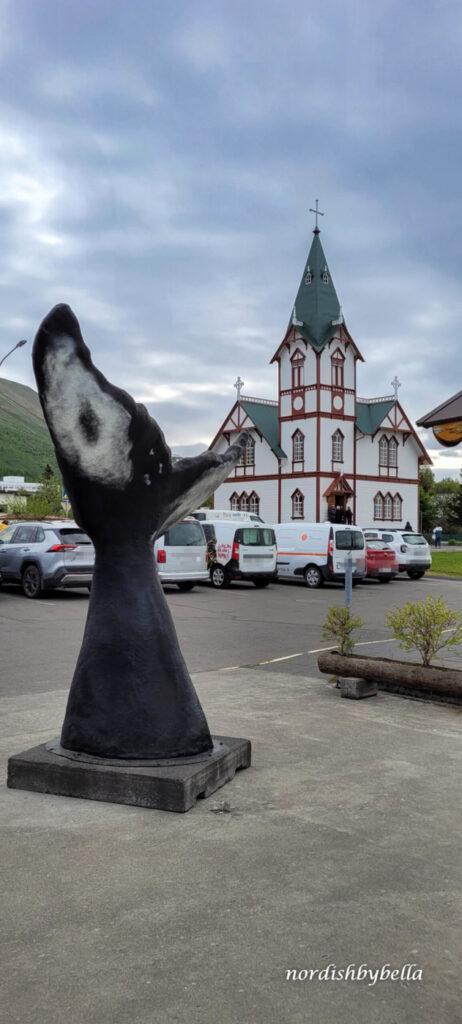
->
[33,304,247,759]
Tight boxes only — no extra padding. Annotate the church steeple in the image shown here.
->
[289,228,343,351]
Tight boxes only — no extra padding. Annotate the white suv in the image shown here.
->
[363,529,431,580]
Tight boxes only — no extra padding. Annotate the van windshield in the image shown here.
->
[335,530,364,550]
[165,522,205,546]
[235,528,276,546]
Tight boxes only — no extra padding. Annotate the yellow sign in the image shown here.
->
[432,421,462,447]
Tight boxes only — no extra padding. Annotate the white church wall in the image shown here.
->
[320,418,355,473]
[355,480,418,530]
[212,478,279,523]
[280,418,317,472]
[280,477,316,523]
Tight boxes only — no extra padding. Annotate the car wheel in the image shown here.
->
[210,565,230,589]
[177,582,195,591]
[378,577,391,583]
[304,565,323,589]
[407,570,425,580]
[254,578,270,588]
[22,565,42,599]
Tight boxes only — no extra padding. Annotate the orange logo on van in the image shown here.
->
[301,533,308,540]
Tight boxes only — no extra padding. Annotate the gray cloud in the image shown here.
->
[0,0,461,474]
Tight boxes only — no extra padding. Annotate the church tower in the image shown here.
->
[270,212,364,522]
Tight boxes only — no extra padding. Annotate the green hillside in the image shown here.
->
[0,377,59,481]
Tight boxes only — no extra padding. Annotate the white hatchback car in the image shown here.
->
[362,528,431,579]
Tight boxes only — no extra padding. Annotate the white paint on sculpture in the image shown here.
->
[43,335,133,488]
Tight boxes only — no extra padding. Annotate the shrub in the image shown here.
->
[321,605,363,657]
[385,597,462,667]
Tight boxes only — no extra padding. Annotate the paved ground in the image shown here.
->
[2,572,462,699]
[1,574,462,1023]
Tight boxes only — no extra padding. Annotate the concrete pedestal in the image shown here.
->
[339,677,377,699]
[7,735,251,813]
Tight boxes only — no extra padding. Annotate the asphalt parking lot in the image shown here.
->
[1,572,462,700]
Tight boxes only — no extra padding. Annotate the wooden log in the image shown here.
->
[318,651,462,699]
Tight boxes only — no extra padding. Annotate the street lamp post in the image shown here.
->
[0,339,27,368]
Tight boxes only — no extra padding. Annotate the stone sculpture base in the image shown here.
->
[7,736,251,813]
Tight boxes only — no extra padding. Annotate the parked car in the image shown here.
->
[0,520,94,598]
[365,539,398,582]
[273,522,366,588]
[204,521,277,588]
[362,528,432,579]
[154,518,209,590]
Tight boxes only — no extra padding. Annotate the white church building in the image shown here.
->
[209,219,430,527]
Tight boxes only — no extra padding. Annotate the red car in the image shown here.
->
[365,540,398,582]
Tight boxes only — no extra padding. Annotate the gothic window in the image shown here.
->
[379,436,389,467]
[374,493,384,520]
[393,494,402,521]
[230,493,240,511]
[384,493,393,519]
[249,492,260,515]
[292,489,304,519]
[388,437,398,468]
[331,348,344,389]
[322,266,330,284]
[305,266,312,284]
[240,492,249,513]
[332,429,344,462]
[245,435,255,467]
[291,349,305,389]
[292,430,304,462]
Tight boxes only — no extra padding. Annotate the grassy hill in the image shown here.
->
[0,377,59,481]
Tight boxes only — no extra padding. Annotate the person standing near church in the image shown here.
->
[433,524,443,548]
[345,506,352,525]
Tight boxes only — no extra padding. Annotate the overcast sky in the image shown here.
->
[0,0,461,475]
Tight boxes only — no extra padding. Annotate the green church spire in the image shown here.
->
[290,226,343,351]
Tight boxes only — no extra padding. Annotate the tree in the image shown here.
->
[321,605,363,656]
[419,467,435,493]
[419,488,437,532]
[386,597,462,667]
[7,468,63,520]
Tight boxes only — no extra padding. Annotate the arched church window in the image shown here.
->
[305,267,312,284]
[388,437,398,468]
[331,348,344,389]
[393,494,402,521]
[245,435,255,467]
[322,266,330,284]
[384,493,393,519]
[332,430,344,462]
[230,493,240,512]
[379,436,389,468]
[249,492,260,515]
[374,493,384,520]
[240,493,249,513]
[292,430,304,462]
[292,489,304,519]
[291,349,305,390]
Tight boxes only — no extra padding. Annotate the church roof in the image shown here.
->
[240,399,286,459]
[289,229,343,351]
[356,399,394,435]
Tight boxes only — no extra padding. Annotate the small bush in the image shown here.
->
[321,606,363,657]
[385,597,462,667]
[448,539,459,546]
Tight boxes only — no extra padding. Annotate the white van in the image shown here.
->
[154,519,209,591]
[274,522,366,588]
[205,520,277,588]
[191,508,264,523]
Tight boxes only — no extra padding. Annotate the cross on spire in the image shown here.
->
[309,199,324,232]
[234,376,245,401]
[391,375,401,401]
